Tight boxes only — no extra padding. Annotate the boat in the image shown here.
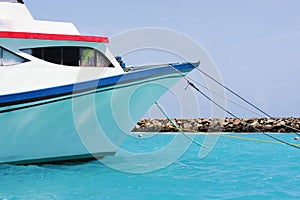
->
[0,0,198,164]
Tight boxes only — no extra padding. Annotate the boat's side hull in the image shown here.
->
[0,63,195,164]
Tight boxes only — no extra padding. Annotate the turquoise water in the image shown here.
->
[1,133,300,199]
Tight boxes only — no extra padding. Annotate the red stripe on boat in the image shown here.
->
[0,31,109,43]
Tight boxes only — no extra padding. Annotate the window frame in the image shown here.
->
[0,46,29,66]
[21,46,114,68]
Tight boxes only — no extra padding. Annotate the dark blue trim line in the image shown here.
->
[0,75,182,114]
[0,62,196,107]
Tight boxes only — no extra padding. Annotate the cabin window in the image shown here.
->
[0,47,28,66]
[80,48,95,67]
[44,47,61,65]
[63,47,80,66]
[0,0,24,3]
[21,47,113,67]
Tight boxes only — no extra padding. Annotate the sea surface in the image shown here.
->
[1,133,300,200]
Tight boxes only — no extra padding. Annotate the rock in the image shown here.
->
[263,124,273,130]
[132,117,300,133]
[233,119,241,126]
[227,123,234,128]
[135,125,140,130]
[279,121,286,127]
[201,119,210,123]
[244,118,253,123]
[176,120,183,125]
[223,121,230,126]
[278,128,286,133]
[250,121,259,127]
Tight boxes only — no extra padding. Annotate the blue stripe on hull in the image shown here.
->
[0,62,195,107]
[0,75,182,114]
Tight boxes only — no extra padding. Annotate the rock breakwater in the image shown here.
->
[132,117,300,133]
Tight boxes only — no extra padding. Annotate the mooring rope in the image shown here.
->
[171,64,300,134]
[183,75,265,117]
[179,128,300,146]
[194,66,300,135]
[154,102,207,148]
[168,64,300,150]
[153,104,300,147]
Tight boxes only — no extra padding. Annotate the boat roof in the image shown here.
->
[0,31,109,43]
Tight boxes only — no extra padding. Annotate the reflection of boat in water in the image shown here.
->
[0,0,197,164]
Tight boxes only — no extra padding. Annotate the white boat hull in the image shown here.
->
[0,63,195,164]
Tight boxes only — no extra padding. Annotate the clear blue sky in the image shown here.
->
[25,0,300,118]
